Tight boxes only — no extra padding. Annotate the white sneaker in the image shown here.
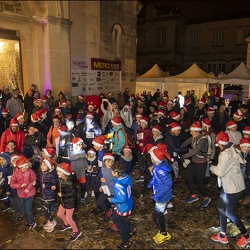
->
[84,192,88,198]
[91,190,95,197]
[164,209,168,215]
[45,220,57,233]
[43,221,50,229]
[167,202,173,209]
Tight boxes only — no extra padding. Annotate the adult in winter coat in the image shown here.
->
[6,90,24,118]
[181,121,211,208]
[0,118,25,153]
[210,131,250,248]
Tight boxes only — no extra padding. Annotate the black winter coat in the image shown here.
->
[37,169,58,201]
[58,173,77,209]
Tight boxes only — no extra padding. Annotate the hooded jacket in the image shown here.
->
[0,121,25,153]
[210,143,245,194]
[147,160,173,203]
[110,174,132,213]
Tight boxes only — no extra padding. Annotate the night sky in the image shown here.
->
[141,1,250,20]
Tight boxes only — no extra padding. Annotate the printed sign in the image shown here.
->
[71,57,121,96]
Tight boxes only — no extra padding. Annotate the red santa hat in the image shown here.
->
[16,113,24,121]
[150,148,172,163]
[116,91,121,95]
[111,117,122,125]
[152,125,161,133]
[199,98,206,104]
[16,155,29,168]
[158,110,166,117]
[42,95,47,101]
[86,112,94,119]
[167,100,173,105]
[207,107,215,114]
[43,147,55,158]
[11,154,20,162]
[243,126,250,135]
[58,125,67,133]
[66,114,72,120]
[54,107,61,112]
[123,146,133,153]
[168,122,181,131]
[140,94,145,100]
[42,159,54,171]
[103,153,115,162]
[216,131,229,146]
[108,92,112,96]
[88,102,95,108]
[202,118,211,128]
[135,113,142,118]
[156,143,168,152]
[92,135,107,148]
[142,144,156,154]
[10,118,19,127]
[99,93,105,98]
[140,117,148,124]
[226,120,237,129]
[1,108,8,115]
[168,112,180,120]
[87,148,96,155]
[233,110,244,119]
[60,100,67,107]
[163,95,168,99]
[72,137,83,145]
[31,111,41,123]
[240,138,250,148]
[78,95,84,100]
[190,121,202,131]
[57,162,73,176]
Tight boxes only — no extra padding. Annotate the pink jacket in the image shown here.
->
[10,168,37,198]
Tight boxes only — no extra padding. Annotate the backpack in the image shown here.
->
[117,126,135,149]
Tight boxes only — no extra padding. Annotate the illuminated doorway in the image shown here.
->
[0,36,23,95]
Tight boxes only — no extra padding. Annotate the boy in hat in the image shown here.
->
[148,148,173,244]
[119,146,134,175]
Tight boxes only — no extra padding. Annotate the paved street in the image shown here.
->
[0,167,250,249]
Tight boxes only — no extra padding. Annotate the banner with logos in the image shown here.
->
[71,57,121,96]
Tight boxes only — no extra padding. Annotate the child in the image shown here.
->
[119,146,134,175]
[36,159,58,232]
[56,162,82,242]
[70,137,88,206]
[97,153,115,222]
[147,148,173,244]
[0,152,12,212]
[86,148,98,197]
[5,140,20,156]
[10,155,37,228]
[108,161,136,249]
[9,154,24,220]
[225,120,242,146]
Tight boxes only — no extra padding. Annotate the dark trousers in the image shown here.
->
[185,161,208,197]
[112,210,131,244]
[217,188,247,234]
[41,200,53,221]
[96,192,110,212]
[20,196,35,225]
[86,173,97,191]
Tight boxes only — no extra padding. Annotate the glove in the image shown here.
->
[183,159,190,168]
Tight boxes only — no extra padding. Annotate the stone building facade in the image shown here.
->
[137,3,250,76]
[0,1,141,98]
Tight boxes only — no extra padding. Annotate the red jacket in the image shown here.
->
[10,167,37,198]
[136,127,153,152]
[0,129,25,153]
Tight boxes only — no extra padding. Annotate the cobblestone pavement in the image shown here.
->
[1,167,250,249]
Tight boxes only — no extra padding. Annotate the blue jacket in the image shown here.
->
[147,160,173,203]
[110,174,132,213]
[37,169,58,201]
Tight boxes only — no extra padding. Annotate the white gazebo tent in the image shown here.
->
[208,62,250,97]
[136,64,174,97]
[165,63,214,99]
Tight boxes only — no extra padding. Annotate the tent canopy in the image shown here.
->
[137,64,169,78]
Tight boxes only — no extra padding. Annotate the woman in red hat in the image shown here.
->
[181,121,211,208]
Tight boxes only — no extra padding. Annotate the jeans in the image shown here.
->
[217,188,247,235]
[185,161,208,197]
[10,197,23,216]
[20,196,35,225]
[112,210,132,244]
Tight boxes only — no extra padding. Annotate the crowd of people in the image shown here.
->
[1,84,250,248]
